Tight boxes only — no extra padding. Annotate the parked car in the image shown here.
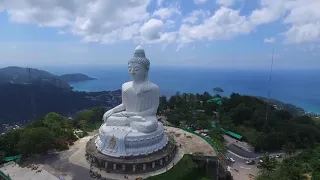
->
[228,157,235,163]
[246,160,255,165]
[259,159,263,163]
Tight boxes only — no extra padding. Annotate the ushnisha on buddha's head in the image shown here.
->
[128,45,150,83]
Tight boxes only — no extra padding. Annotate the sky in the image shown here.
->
[0,0,319,69]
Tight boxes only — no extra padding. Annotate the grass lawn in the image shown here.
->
[146,154,207,180]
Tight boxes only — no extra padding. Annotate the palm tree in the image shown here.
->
[258,154,278,177]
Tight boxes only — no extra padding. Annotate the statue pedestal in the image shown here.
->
[86,133,177,174]
[95,122,168,157]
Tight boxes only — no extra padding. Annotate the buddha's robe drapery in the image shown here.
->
[104,81,159,133]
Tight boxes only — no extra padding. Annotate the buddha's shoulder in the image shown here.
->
[146,81,159,91]
[122,81,159,92]
[122,82,132,91]
[122,81,133,88]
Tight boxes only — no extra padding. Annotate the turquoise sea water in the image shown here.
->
[47,66,320,114]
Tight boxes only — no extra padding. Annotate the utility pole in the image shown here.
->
[216,159,219,180]
[206,157,208,176]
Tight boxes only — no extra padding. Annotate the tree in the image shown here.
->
[229,103,252,125]
[282,142,296,158]
[218,114,234,130]
[168,96,177,109]
[0,151,5,162]
[275,110,292,122]
[278,160,303,180]
[166,113,180,126]
[213,87,224,96]
[208,128,224,141]
[201,91,212,102]
[204,102,219,116]
[195,120,210,129]
[0,129,21,156]
[291,116,315,125]
[42,112,71,134]
[16,127,56,155]
[158,95,168,114]
[74,110,94,122]
[91,106,106,123]
[258,154,278,176]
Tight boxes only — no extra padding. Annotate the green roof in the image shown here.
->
[212,122,243,140]
[3,155,22,162]
[221,128,243,140]
[212,97,222,101]
[207,98,223,105]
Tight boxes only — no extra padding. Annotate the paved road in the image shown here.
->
[225,152,258,180]
[227,144,256,158]
[224,135,285,180]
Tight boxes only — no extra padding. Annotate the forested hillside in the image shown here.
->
[0,83,121,128]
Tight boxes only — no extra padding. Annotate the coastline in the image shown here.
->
[70,86,320,115]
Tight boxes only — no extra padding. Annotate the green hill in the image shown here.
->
[0,66,71,89]
[0,83,121,130]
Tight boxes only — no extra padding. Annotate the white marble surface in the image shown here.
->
[96,45,168,157]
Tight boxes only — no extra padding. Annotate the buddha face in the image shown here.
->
[128,63,148,82]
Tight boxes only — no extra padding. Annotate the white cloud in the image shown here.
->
[284,23,320,44]
[140,19,164,41]
[136,19,177,44]
[0,0,320,48]
[264,37,275,43]
[153,7,181,20]
[165,20,176,29]
[283,0,320,43]
[249,0,286,26]
[0,0,151,44]
[249,0,320,44]
[99,23,141,44]
[182,10,210,24]
[58,30,66,35]
[194,0,208,5]
[178,7,252,46]
[157,0,164,7]
[216,0,235,7]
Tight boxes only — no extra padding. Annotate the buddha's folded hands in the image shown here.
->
[113,112,138,117]
[129,116,146,122]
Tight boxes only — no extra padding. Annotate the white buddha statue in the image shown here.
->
[95,45,168,157]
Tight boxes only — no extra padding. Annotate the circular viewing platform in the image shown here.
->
[86,134,177,174]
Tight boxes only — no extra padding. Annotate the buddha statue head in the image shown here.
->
[128,45,150,82]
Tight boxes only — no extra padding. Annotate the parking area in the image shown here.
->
[0,162,61,180]
[226,152,258,180]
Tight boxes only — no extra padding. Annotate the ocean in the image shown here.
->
[47,66,320,114]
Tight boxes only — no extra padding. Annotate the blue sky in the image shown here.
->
[0,0,319,69]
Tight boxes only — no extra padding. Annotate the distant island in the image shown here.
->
[0,66,95,89]
[59,73,96,82]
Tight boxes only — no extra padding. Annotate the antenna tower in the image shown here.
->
[264,48,275,130]
[28,68,37,120]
